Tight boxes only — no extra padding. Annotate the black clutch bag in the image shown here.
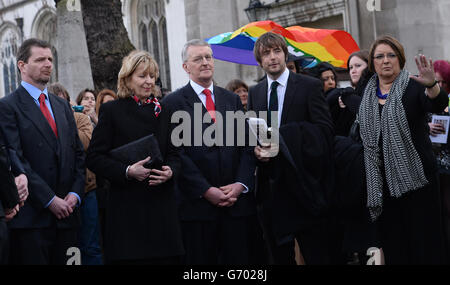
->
[349,114,362,143]
[109,134,163,170]
[0,145,20,209]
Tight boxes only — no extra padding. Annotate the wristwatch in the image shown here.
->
[426,80,438,88]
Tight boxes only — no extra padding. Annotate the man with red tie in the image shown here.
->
[163,40,262,264]
[0,38,85,264]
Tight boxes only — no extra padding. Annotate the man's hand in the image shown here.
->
[203,187,235,207]
[4,204,19,222]
[338,96,347,109]
[64,193,79,209]
[128,156,152,181]
[218,183,244,207]
[254,145,271,162]
[48,197,73,219]
[254,143,279,162]
[429,123,445,137]
[148,166,173,186]
[14,174,28,205]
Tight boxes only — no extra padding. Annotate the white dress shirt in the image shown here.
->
[266,68,290,128]
[190,80,215,107]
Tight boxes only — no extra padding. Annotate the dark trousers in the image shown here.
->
[257,204,332,265]
[181,213,265,265]
[79,190,103,265]
[8,227,79,265]
[0,218,8,264]
[95,181,108,257]
[440,173,450,264]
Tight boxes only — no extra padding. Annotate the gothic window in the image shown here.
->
[150,21,160,65]
[137,0,171,91]
[140,24,149,52]
[10,60,16,92]
[154,1,160,18]
[1,28,20,97]
[160,18,171,90]
[3,64,10,95]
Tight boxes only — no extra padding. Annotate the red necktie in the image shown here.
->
[203,89,215,123]
[39,93,58,138]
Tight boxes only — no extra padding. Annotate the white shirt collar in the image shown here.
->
[190,80,214,96]
[267,68,289,89]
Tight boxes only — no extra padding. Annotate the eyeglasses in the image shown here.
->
[373,53,397,61]
[437,80,448,85]
[190,55,213,64]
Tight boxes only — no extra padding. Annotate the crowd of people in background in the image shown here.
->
[1,31,450,265]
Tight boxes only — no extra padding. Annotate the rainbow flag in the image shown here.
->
[206,20,360,68]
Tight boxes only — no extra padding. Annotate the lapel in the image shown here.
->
[254,79,268,113]
[280,71,297,125]
[182,83,215,125]
[17,86,58,150]
[213,86,226,121]
[181,83,203,112]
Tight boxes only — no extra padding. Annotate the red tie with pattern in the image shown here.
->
[203,89,215,123]
[39,93,58,138]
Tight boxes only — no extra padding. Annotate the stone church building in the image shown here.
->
[1,0,449,99]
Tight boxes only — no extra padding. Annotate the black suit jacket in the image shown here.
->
[247,71,334,234]
[163,83,256,221]
[0,85,85,229]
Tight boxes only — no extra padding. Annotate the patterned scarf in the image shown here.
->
[359,69,428,221]
[133,95,162,117]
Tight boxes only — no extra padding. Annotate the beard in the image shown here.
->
[36,74,51,86]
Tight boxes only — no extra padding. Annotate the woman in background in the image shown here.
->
[95,89,118,115]
[77,89,98,127]
[308,62,338,95]
[225,79,249,110]
[326,50,373,136]
[428,59,450,262]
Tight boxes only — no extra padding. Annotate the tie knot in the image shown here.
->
[271,81,279,91]
[39,93,46,102]
[203,89,212,97]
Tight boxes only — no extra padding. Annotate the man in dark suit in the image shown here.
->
[0,38,85,265]
[163,39,261,264]
[247,32,335,264]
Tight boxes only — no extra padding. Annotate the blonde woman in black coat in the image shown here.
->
[86,50,183,264]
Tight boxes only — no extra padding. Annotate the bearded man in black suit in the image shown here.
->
[247,32,335,264]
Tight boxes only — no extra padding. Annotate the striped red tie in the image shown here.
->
[203,89,215,123]
[39,93,58,138]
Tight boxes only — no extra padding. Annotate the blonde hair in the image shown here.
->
[117,50,159,99]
